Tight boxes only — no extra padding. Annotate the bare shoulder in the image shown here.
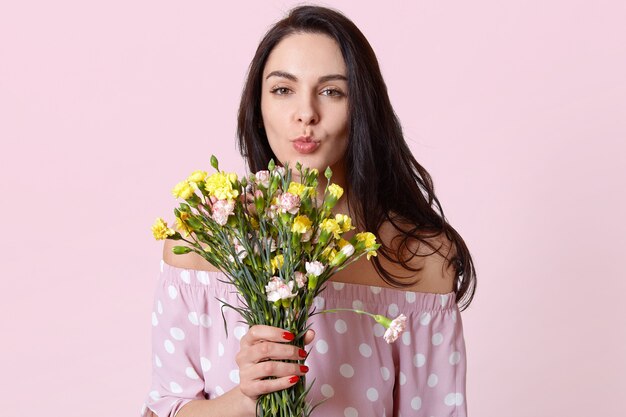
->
[162,238,220,272]
[377,219,457,294]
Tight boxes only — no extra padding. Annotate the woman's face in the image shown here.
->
[261,32,349,175]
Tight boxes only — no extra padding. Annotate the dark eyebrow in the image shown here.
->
[265,71,347,83]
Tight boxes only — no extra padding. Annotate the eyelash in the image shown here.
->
[269,87,345,97]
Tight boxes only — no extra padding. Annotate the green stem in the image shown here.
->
[317,308,391,327]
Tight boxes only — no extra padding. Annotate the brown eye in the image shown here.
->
[270,87,291,95]
[321,88,344,97]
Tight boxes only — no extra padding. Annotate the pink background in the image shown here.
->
[1,1,624,416]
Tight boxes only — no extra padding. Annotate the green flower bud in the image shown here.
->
[210,155,219,171]
[172,246,192,255]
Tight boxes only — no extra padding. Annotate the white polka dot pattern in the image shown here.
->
[200,357,211,372]
[321,384,335,398]
[169,382,182,394]
[344,407,358,417]
[334,319,348,334]
[444,392,464,406]
[196,271,209,285]
[332,282,345,290]
[359,343,372,358]
[185,367,199,380]
[411,396,422,410]
[170,327,185,341]
[167,285,177,299]
[427,373,439,387]
[366,387,379,401]
[414,353,426,367]
[388,303,399,317]
[339,364,354,378]
[432,332,444,346]
[316,339,329,354]
[142,262,467,417]
[188,312,199,326]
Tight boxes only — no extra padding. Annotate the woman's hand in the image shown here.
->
[236,325,315,404]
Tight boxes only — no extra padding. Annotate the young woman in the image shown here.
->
[142,5,476,417]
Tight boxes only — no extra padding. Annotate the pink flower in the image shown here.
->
[278,192,301,215]
[211,199,235,226]
[265,276,297,303]
[383,314,407,344]
[233,237,247,260]
[301,228,313,242]
[255,170,270,188]
[294,271,307,289]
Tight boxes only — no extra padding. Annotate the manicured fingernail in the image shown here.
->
[282,332,294,341]
[289,375,299,384]
[298,349,307,358]
[300,365,309,373]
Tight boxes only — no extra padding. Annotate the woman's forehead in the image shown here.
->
[263,33,347,81]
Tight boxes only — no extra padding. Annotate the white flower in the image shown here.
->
[294,271,307,289]
[383,314,407,344]
[273,166,286,178]
[265,276,297,302]
[211,199,235,226]
[339,243,355,257]
[254,170,270,188]
[305,261,325,277]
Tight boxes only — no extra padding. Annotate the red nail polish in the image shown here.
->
[298,349,307,358]
[289,375,299,384]
[282,332,295,341]
[300,365,309,373]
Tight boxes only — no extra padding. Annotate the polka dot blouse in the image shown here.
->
[141,260,468,417]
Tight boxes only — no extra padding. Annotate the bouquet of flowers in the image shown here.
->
[151,156,406,416]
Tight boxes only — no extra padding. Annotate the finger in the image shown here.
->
[239,341,307,366]
[243,360,308,382]
[241,374,302,398]
[240,325,295,348]
[303,329,316,345]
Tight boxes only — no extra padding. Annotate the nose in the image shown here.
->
[295,94,319,126]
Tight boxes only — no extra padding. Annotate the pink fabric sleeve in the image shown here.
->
[394,301,468,417]
[141,261,206,417]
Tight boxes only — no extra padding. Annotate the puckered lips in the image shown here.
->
[291,136,321,154]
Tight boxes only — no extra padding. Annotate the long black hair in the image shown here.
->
[237,5,476,310]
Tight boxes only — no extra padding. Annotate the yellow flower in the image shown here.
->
[172,180,196,200]
[320,218,341,239]
[205,172,239,200]
[356,232,377,248]
[287,182,314,198]
[187,170,208,183]
[337,238,350,249]
[367,250,378,261]
[335,214,354,232]
[292,215,312,234]
[328,183,343,199]
[321,246,338,263]
[151,218,175,240]
[271,254,284,273]
[175,212,192,237]
[249,216,259,230]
